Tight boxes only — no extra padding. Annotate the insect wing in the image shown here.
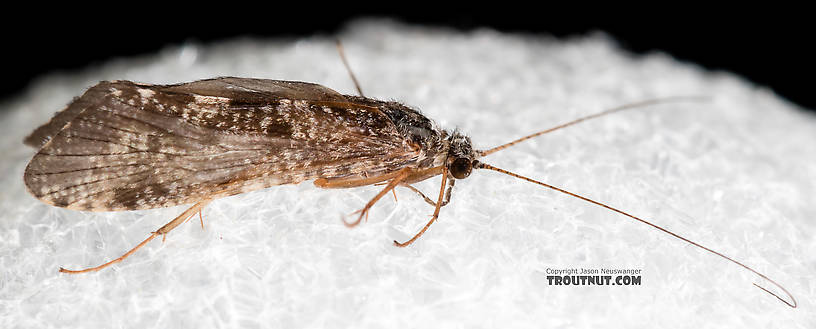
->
[24,78,418,211]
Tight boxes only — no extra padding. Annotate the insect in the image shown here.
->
[22,42,795,308]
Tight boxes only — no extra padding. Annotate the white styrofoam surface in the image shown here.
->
[1,20,814,328]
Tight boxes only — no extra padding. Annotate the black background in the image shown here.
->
[3,9,813,112]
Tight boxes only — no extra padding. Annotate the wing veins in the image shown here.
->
[75,175,189,208]
[39,169,156,197]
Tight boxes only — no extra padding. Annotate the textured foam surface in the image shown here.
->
[1,19,814,328]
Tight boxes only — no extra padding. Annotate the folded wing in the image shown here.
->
[24,78,419,211]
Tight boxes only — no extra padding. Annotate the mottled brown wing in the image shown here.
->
[24,78,348,148]
[24,78,420,211]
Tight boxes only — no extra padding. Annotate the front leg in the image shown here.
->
[393,166,450,247]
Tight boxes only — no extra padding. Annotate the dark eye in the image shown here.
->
[449,157,472,179]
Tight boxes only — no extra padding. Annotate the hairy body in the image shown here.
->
[24,78,473,211]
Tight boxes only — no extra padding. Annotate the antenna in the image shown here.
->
[476,161,796,308]
[335,40,365,97]
[480,96,709,157]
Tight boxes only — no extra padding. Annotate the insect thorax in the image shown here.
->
[345,96,476,176]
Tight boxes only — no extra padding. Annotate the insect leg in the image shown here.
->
[402,177,455,208]
[402,185,435,206]
[394,167,449,247]
[343,168,413,227]
[59,199,211,274]
[184,209,205,230]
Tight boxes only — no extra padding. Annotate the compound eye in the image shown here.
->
[450,157,472,179]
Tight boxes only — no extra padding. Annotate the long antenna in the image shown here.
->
[479,96,708,157]
[335,40,365,97]
[477,161,797,308]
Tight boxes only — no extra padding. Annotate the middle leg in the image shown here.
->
[402,177,455,208]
